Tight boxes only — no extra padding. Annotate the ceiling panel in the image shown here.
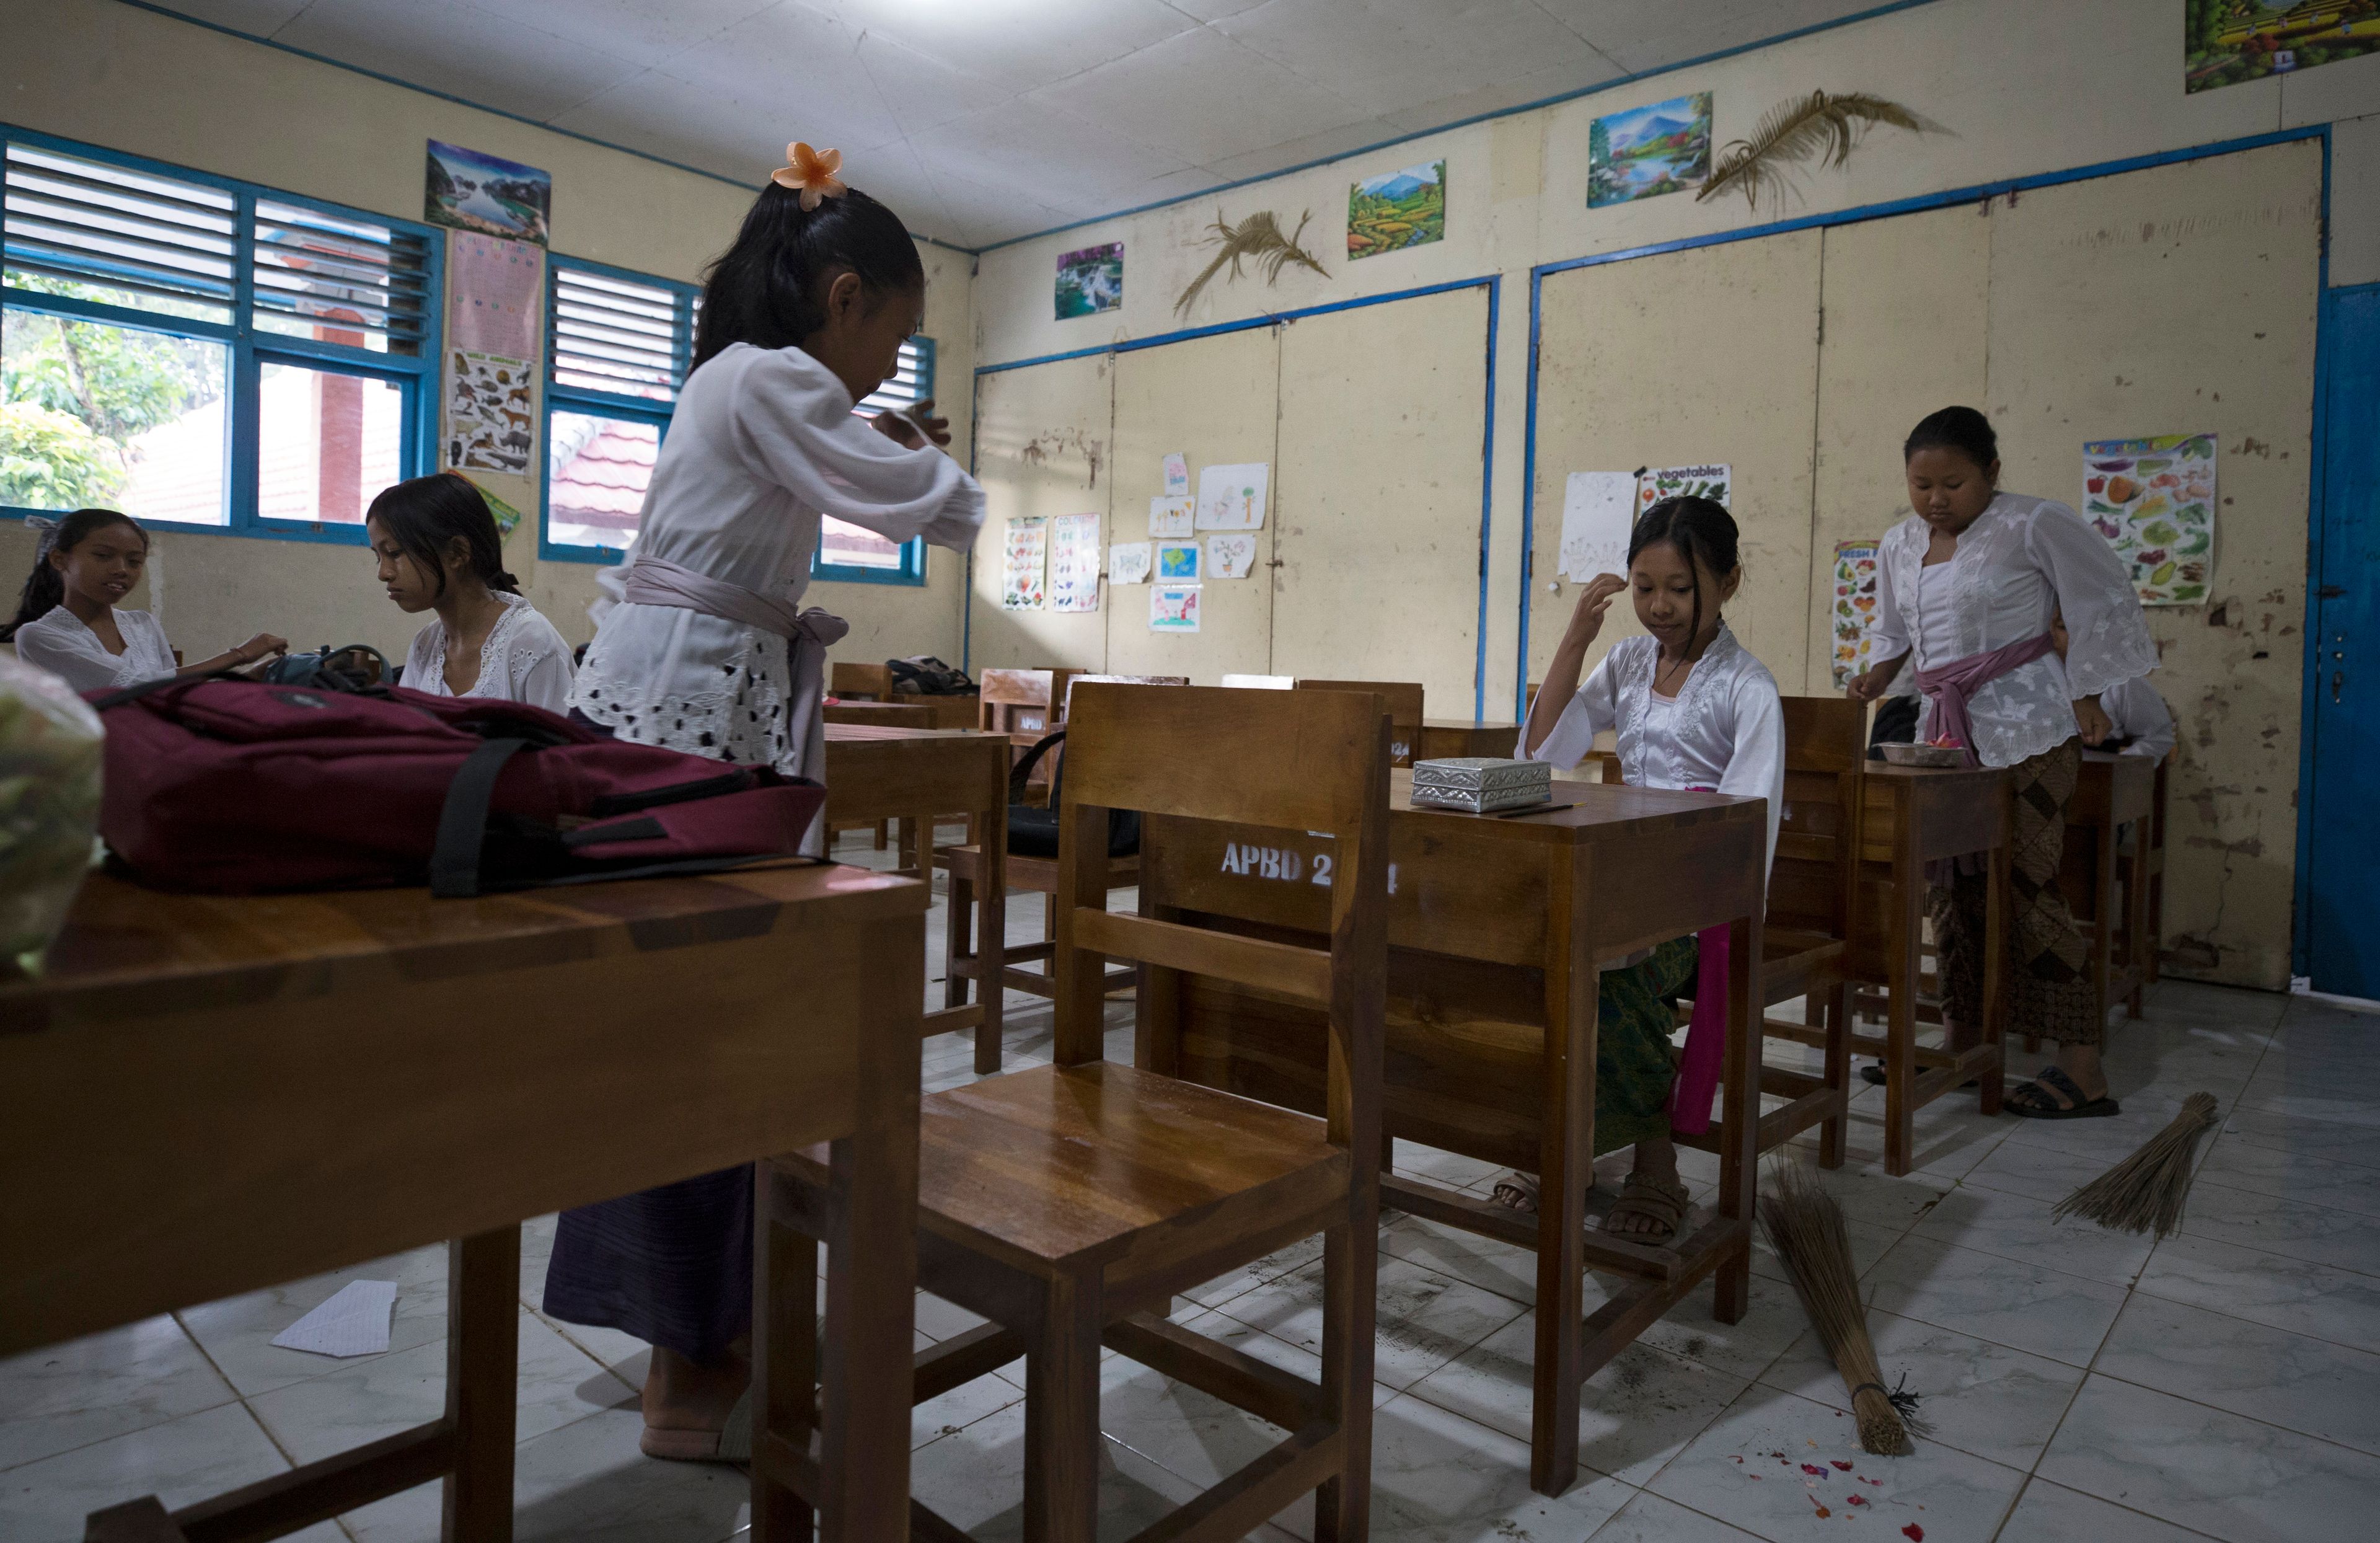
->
[141,0,1908,249]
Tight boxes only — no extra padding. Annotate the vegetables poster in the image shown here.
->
[2081,433,2215,605]
[1831,541,1881,689]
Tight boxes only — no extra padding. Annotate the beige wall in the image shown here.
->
[1,0,976,668]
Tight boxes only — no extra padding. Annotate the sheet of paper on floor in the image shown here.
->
[270,1279,396,1358]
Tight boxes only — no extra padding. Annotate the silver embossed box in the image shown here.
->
[1409,756,1552,813]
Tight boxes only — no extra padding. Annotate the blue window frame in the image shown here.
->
[540,255,695,563]
[816,335,935,586]
[1,126,439,544]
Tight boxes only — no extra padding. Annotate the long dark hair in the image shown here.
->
[1628,495,1742,657]
[693,183,922,371]
[366,473,518,598]
[1903,405,1999,471]
[2,508,146,642]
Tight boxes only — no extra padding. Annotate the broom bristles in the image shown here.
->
[1760,1159,1913,1457]
[2052,1092,2220,1237]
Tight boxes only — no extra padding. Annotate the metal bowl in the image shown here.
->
[1879,741,1968,768]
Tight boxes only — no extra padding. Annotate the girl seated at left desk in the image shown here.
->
[2,508,286,691]
[368,472,573,713]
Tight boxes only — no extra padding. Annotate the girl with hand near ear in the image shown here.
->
[3,509,284,692]
[368,474,572,713]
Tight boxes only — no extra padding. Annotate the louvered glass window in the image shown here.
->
[541,256,693,559]
[552,265,684,400]
[820,336,935,583]
[2,133,439,537]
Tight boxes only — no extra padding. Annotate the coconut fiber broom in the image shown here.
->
[1760,1159,1916,1456]
[2052,1092,2220,1238]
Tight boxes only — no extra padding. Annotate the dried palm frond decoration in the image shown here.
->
[2053,1092,2220,1238]
[1761,1159,1918,1456]
[1697,91,1937,211]
[1174,209,1330,317]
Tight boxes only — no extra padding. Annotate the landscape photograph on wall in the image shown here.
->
[425,140,551,245]
[2187,1,2380,91]
[1587,92,1712,208]
[1347,159,1445,260]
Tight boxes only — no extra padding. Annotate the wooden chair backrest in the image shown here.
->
[977,667,1080,737]
[1054,684,1389,1153]
[1768,696,1866,942]
[830,660,892,700]
[1296,679,1424,764]
[1062,673,1188,715]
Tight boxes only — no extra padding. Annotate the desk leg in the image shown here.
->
[817,916,922,1543]
[1979,843,2007,1116]
[1714,911,1758,1324]
[442,1226,519,1543]
[2123,817,2150,1019]
[1884,798,1921,1179]
[1529,858,1591,1497]
[752,1169,819,1543]
[2092,818,2117,1038]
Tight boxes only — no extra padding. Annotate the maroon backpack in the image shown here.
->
[91,676,826,896]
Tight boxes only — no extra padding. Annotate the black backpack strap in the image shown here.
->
[431,738,531,898]
[1009,729,1066,805]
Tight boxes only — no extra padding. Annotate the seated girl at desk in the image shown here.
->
[2,508,285,691]
[368,473,573,713]
[1507,496,1784,1242]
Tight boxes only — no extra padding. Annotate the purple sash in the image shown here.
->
[1912,633,2056,767]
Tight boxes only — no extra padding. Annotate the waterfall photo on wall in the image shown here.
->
[425,141,551,245]
[1055,242,1124,318]
[1347,159,1445,260]
[1587,93,1712,208]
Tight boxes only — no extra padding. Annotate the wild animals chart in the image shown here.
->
[2082,433,2215,605]
[446,351,533,475]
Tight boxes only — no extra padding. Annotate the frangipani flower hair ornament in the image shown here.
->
[772,142,847,211]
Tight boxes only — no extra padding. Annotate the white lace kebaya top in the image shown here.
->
[1527,622,1786,876]
[569,343,983,772]
[2099,676,2176,761]
[10,606,177,693]
[1871,492,2158,770]
[402,591,573,714]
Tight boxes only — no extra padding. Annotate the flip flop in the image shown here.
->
[2005,1065,2120,1120]
[1602,1173,1691,1243]
[639,1386,752,1463]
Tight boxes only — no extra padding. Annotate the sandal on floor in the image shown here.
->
[1489,1172,1540,1212]
[1602,1174,1691,1244]
[2004,1065,2120,1121]
[639,1387,752,1463]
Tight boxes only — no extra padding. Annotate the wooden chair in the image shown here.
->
[822,701,933,852]
[830,660,894,701]
[979,667,1082,805]
[1676,697,1860,1169]
[762,683,1392,1543]
[939,677,1189,1063]
[1298,679,1423,766]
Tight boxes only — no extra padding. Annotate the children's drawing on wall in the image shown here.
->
[425,141,550,246]
[1830,541,1882,689]
[1157,541,1202,581]
[1347,159,1445,260]
[1054,242,1124,318]
[1207,531,1258,579]
[446,351,532,474]
[1150,585,1201,634]
[1149,495,1194,537]
[1639,463,1731,511]
[1163,453,1190,495]
[2187,1,2380,92]
[1109,542,1153,585]
[2083,432,2215,604]
[1048,512,1101,612]
[1587,93,1712,208]
[1002,517,1047,610]
[1558,471,1636,581]
[1194,462,1269,530]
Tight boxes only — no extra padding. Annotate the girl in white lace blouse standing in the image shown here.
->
[1849,407,2157,1119]
[368,473,572,713]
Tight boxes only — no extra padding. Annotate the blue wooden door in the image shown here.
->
[2303,284,2380,997]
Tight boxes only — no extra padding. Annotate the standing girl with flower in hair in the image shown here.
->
[1848,406,2156,1118]
[368,472,573,712]
[3,510,285,692]
[543,143,982,1464]
[1507,495,1786,1242]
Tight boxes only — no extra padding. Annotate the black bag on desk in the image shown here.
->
[262,643,390,694]
[887,655,974,696]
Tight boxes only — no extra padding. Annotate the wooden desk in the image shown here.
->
[1847,763,2011,1176]
[823,723,1010,1066]
[1416,718,1520,761]
[2062,751,2157,1027]
[1,865,924,1543]
[1138,771,1766,1497]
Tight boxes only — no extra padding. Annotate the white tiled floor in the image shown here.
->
[7,833,2378,1542]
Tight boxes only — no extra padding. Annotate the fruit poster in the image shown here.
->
[1830,541,1882,689]
[1000,517,1046,610]
[2082,433,2215,605]
[1047,512,1100,613]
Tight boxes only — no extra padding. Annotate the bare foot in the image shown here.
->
[641,1340,750,1435]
